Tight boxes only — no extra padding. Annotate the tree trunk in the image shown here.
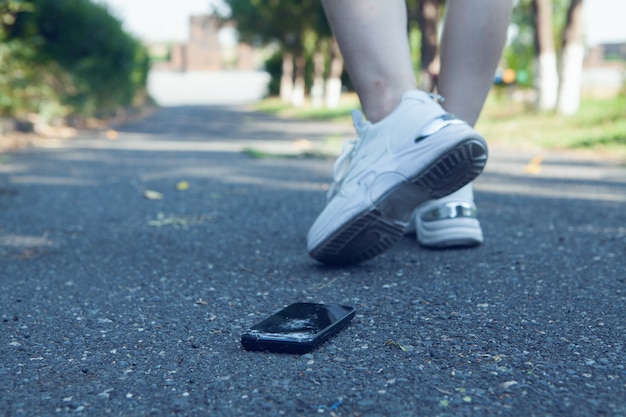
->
[279,51,294,103]
[533,0,559,111]
[416,0,441,92]
[325,36,343,108]
[311,37,325,108]
[291,44,306,107]
[557,0,585,115]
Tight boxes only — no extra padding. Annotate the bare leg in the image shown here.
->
[435,0,512,233]
[438,0,513,126]
[320,0,416,122]
[321,0,512,126]
[310,0,513,263]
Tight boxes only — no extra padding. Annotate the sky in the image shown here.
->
[97,0,626,46]
[95,0,227,42]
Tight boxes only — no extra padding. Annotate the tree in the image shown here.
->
[408,0,444,92]
[307,5,344,108]
[310,35,326,108]
[325,36,344,108]
[530,0,586,114]
[224,0,321,106]
[533,0,559,111]
[556,0,584,115]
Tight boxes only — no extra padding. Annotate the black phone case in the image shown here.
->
[241,303,356,354]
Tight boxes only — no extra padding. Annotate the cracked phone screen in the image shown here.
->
[250,303,351,342]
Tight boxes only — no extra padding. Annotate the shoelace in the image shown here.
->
[326,95,448,202]
[327,138,356,201]
[326,110,368,201]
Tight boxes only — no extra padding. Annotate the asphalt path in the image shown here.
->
[1,104,625,416]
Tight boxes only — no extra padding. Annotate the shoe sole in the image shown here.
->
[310,137,487,265]
[417,217,483,248]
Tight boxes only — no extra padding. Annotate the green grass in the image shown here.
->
[242,147,326,159]
[253,94,360,122]
[254,91,626,161]
[477,93,626,159]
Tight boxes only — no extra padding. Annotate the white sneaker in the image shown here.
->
[307,90,488,265]
[411,184,483,248]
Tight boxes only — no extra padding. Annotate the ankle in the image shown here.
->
[360,85,416,123]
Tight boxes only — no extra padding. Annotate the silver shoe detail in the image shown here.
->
[420,201,477,222]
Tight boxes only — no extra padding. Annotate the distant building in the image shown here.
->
[149,15,258,72]
[582,42,625,97]
[602,43,626,62]
[585,42,626,67]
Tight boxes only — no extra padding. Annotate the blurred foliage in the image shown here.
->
[503,0,535,87]
[1,0,150,122]
[262,38,351,97]
[503,0,572,87]
[224,0,339,96]
[475,93,626,158]
[227,0,580,94]
[223,0,325,47]
[263,50,282,96]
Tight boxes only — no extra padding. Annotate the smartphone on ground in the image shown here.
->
[241,302,356,354]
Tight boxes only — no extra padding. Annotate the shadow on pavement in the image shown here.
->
[0,104,625,416]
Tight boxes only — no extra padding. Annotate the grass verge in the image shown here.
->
[254,91,626,161]
[477,92,626,160]
[253,93,360,122]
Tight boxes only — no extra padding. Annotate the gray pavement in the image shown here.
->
[1,104,625,416]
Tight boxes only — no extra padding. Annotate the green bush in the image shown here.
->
[2,0,150,121]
